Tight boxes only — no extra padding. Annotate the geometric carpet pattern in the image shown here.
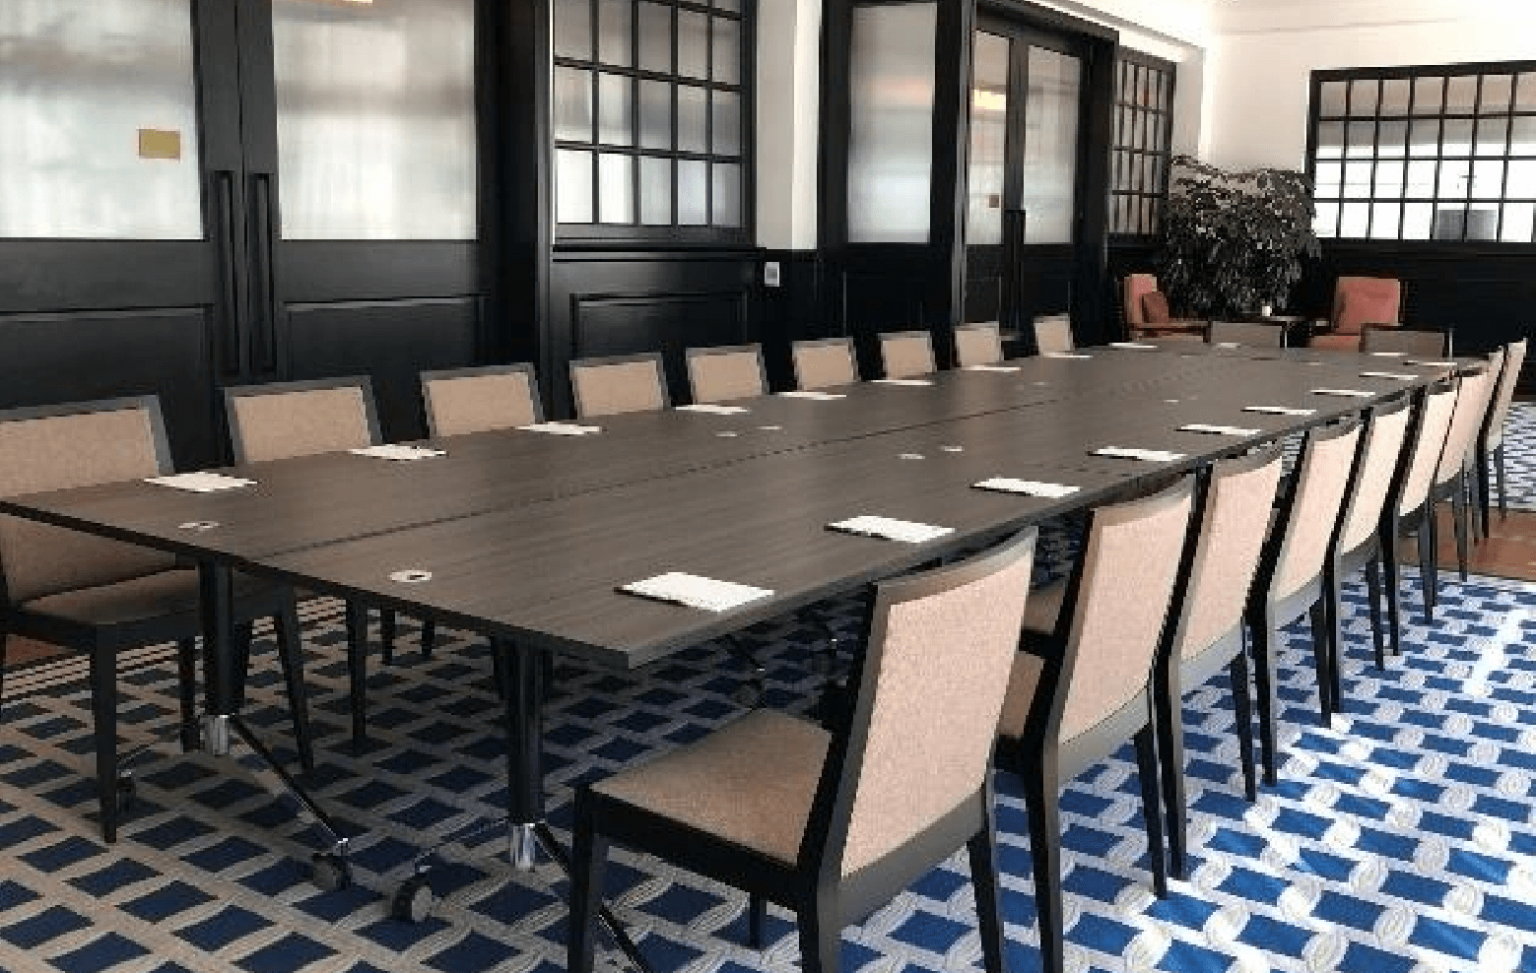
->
[1501,401,1536,511]
[4,541,1536,971]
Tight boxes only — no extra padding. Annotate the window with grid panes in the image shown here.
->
[552,0,751,237]
[1308,63,1536,242]
[1110,52,1175,237]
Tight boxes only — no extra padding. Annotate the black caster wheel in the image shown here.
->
[311,852,352,892]
[391,873,436,922]
[115,775,136,814]
[732,682,763,707]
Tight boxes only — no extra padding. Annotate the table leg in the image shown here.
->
[500,637,545,872]
[198,560,236,756]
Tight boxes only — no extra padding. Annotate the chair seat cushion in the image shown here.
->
[1309,332,1361,352]
[23,569,278,630]
[1141,291,1173,324]
[592,709,829,864]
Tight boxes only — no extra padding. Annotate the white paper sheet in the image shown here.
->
[872,378,935,387]
[777,391,847,401]
[1243,405,1317,416]
[973,478,1080,499]
[517,422,603,436]
[1109,342,1158,350]
[675,404,751,415]
[1310,388,1376,398]
[1091,447,1186,462]
[620,572,775,612]
[1406,360,1458,368]
[962,365,1021,373]
[1367,351,1408,357]
[1042,352,1092,359]
[145,472,255,493]
[827,515,954,544]
[1358,371,1417,381]
[348,444,446,461]
[1179,423,1261,436]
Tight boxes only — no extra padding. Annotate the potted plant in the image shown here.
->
[1154,155,1321,319]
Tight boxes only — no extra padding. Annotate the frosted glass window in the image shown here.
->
[1020,46,1080,244]
[1380,79,1411,116]
[712,90,741,156]
[1377,120,1409,157]
[678,159,707,224]
[966,31,1009,247]
[847,2,937,243]
[640,157,671,224]
[712,17,741,86]
[1475,117,1509,156]
[1369,203,1401,239]
[598,153,633,223]
[1403,202,1433,239]
[677,10,708,80]
[273,0,477,240]
[554,0,592,58]
[598,73,633,145]
[598,0,632,66]
[712,163,741,226]
[1110,54,1175,235]
[637,2,671,72]
[639,81,672,150]
[0,0,202,239]
[677,84,708,154]
[1317,122,1345,159]
[555,67,594,142]
[1481,74,1514,113]
[1412,77,1443,114]
[1501,202,1535,243]
[1314,201,1340,238]
[557,150,593,223]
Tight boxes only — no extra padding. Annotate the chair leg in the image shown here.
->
[797,896,843,973]
[966,795,1007,973]
[1383,528,1403,657]
[1249,607,1280,788]
[1416,515,1436,623]
[489,640,508,700]
[1133,725,1168,899]
[747,893,768,949]
[1364,556,1386,670]
[231,621,254,711]
[1022,767,1065,973]
[1307,599,1333,724]
[176,638,199,753]
[420,617,436,658]
[273,601,315,774]
[1229,648,1258,802]
[1495,444,1508,519]
[567,794,609,973]
[1152,661,1187,880]
[380,609,396,666]
[1450,474,1470,581]
[0,629,8,723]
[344,601,369,751]
[1478,447,1493,539]
[89,645,119,844]
[1324,567,1345,715]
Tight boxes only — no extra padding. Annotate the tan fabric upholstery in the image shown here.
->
[1033,316,1075,355]
[1309,332,1362,352]
[687,348,766,403]
[878,332,936,379]
[23,568,274,628]
[1360,327,1446,357]
[1208,322,1283,348]
[1021,579,1066,634]
[996,652,1045,742]
[423,371,539,437]
[1332,277,1402,334]
[0,406,177,603]
[1271,424,1364,600]
[1124,274,1158,328]
[570,359,667,419]
[792,339,858,390]
[1486,339,1528,450]
[593,709,828,864]
[954,324,1004,367]
[1434,355,1502,486]
[841,546,1034,874]
[1337,406,1413,554]
[1397,385,1460,517]
[1174,452,1285,661]
[229,385,374,463]
[1056,487,1193,742]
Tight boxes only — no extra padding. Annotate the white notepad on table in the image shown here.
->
[1358,371,1417,381]
[1091,447,1186,462]
[1243,405,1316,416]
[872,378,935,387]
[963,365,1021,373]
[827,515,954,544]
[1179,423,1261,436]
[778,391,846,401]
[675,404,751,415]
[1311,388,1376,398]
[973,478,1080,499]
[146,472,255,493]
[348,444,446,461]
[1215,342,1242,349]
[1406,360,1457,368]
[1367,351,1408,357]
[1109,342,1158,350]
[1042,352,1092,359]
[517,422,602,436]
[619,572,775,613]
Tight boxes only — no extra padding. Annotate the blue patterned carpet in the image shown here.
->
[1501,402,1536,511]
[3,527,1536,973]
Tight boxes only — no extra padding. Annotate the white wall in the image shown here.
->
[1206,0,1536,171]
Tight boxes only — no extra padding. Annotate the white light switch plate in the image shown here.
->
[764,261,781,288]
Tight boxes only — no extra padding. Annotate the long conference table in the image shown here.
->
[0,342,1472,915]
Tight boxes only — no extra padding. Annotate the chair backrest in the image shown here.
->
[686,344,767,403]
[877,330,936,379]
[568,353,670,419]
[1266,418,1363,601]
[224,377,379,464]
[1485,338,1528,450]
[0,397,178,603]
[1032,315,1075,355]
[1124,274,1158,327]
[1395,381,1459,518]
[791,337,859,390]
[1332,276,1401,335]
[1434,353,1502,486]
[1172,446,1286,662]
[813,529,1037,877]
[421,364,542,438]
[953,322,1004,367]
[1335,396,1414,556]
[1361,325,1449,357]
[1208,321,1285,348]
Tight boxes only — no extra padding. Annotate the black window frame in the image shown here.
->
[551,0,756,245]
[1306,60,1536,245]
[1109,49,1175,239]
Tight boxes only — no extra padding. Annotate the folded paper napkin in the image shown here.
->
[1358,371,1417,381]
[872,378,935,387]
[1179,423,1261,436]
[1243,405,1316,416]
[1109,342,1158,350]
[675,404,750,415]
[1368,351,1408,357]
[963,365,1021,373]
[827,515,954,544]
[620,572,775,612]
[348,444,446,461]
[973,477,1079,499]
[1406,360,1458,368]
[146,472,255,493]
[778,391,846,401]
[1042,352,1092,359]
[1311,388,1375,398]
[517,422,602,436]
[1092,446,1186,462]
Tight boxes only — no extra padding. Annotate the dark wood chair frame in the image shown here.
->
[790,336,861,389]
[0,395,312,843]
[995,477,1192,973]
[684,343,769,403]
[1422,360,1499,605]
[1476,340,1524,538]
[1359,324,1453,357]
[569,529,1039,973]
[419,362,545,437]
[567,352,671,419]
[875,329,937,379]
[1380,379,1459,651]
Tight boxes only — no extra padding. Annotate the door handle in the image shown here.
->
[247,173,278,373]
[212,170,242,373]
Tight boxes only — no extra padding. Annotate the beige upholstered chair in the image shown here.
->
[1479,339,1527,531]
[1031,315,1075,355]
[876,330,936,379]
[686,344,768,403]
[1247,417,1363,786]
[0,397,311,842]
[569,530,1038,973]
[1360,325,1450,357]
[1208,321,1285,348]
[1424,352,1502,588]
[954,322,1005,367]
[1153,446,1285,878]
[791,337,859,390]
[1383,380,1459,649]
[421,363,542,437]
[998,477,1194,973]
[568,353,669,419]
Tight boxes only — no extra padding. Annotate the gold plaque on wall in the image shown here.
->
[138,129,183,161]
